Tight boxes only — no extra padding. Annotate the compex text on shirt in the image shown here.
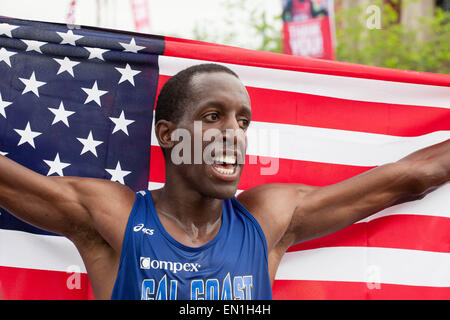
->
[140,257,200,273]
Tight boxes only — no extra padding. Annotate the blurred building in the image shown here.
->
[400,0,449,41]
[337,0,450,24]
[335,0,449,41]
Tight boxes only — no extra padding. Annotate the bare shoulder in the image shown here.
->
[236,183,316,252]
[58,176,136,252]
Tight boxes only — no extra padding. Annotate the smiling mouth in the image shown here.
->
[212,154,237,175]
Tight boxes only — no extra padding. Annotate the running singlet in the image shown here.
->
[111,190,272,300]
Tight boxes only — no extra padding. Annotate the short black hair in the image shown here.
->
[155,63,239,124]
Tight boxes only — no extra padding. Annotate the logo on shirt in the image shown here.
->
[133,223,154,236]
[140,257,201,274]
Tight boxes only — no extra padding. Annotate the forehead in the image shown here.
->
[190,72,251,108]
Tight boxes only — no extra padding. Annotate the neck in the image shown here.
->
[152,170,224,246]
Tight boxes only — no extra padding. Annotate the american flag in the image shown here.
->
[0,17,449,299]
[0,17,160,299]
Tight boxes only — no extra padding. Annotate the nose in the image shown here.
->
[221,115,246,158]
[221,114,240,141]
[222,113,241,132]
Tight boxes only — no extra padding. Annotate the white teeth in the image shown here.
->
[214,155,236,165]
[212,154,237,175]
[214,166,234,175]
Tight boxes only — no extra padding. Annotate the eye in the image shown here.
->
[204,113,219,122]
[238,118,250,129]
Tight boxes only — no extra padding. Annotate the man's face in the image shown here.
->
[169,71,251,199]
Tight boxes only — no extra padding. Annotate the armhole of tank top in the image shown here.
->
[118,191,143,262]
[110,191,141,298]
[230,197,269,262]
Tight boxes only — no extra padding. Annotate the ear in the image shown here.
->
[155,120,176,150]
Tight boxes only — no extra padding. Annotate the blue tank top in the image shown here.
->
[111,190,272,300]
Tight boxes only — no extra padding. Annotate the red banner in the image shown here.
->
[282,0,335,59]
[130,0,151,33]
[66,0,77,26]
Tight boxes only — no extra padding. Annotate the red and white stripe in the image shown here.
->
[149,46,450,299]
[0,229,93,299]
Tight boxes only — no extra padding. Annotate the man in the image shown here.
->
[0,64,448,300]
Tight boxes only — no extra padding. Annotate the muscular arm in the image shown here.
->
[0,154,135,250]
[239,139,450,253]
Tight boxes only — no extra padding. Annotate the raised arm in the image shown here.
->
[239,139,450,252]
[0,154,135,250]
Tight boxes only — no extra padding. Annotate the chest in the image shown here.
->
[130,220,267,300]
